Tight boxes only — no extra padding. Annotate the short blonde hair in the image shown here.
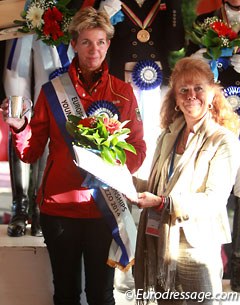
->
[68,7,114,42]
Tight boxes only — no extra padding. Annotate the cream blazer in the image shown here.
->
[145,115,240,248]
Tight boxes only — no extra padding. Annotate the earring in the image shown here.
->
[208,104,213,109]
[175,105,180,112]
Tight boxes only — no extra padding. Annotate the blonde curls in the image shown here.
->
[68,7,114,43]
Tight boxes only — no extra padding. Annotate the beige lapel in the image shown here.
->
[148,117,185,194]
[149,115,217,196]
[164,116,219,196]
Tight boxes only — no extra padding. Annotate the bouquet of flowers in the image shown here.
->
[189,16,240,60]
[66,114,136,166]
[14,0,76,46]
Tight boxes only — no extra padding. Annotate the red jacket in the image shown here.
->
[12,58,146,218]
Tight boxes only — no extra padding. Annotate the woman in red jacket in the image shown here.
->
[1,7,146,305]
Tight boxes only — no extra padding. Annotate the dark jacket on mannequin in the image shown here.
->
[107,0,185,85]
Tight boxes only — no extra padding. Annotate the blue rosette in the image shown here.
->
[223,86,240,115]
[132,60,163,90]
[86,100,120,120]
[49,66,69,80]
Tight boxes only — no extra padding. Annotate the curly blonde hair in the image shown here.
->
[68,7,114,42]
[160,57,240,134]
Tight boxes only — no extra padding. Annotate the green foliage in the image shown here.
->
[168,48,186,70]
[182,0,198,32]
[66,114,136,166]
[169,0,198,69]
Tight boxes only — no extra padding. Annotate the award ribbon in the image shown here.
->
[121,0,164,42]
[132,59,163,90]
[224,86,240,115]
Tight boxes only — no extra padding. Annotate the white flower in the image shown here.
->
[26,6,44,28]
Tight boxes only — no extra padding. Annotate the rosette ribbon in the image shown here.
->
[132,60,163,90]
[86,100,120,120]
[223,86,240,115]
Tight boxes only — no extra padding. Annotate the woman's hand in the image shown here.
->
[137,192,162,209]
[0,98,26,130]
[127,190,163,210]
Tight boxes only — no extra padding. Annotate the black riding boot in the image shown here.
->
[230,196,240,292]
[29,149,48,237]
[7,135,30,237]
[30,194,43,237]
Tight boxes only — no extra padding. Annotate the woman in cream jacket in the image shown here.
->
[132,57,240,305]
